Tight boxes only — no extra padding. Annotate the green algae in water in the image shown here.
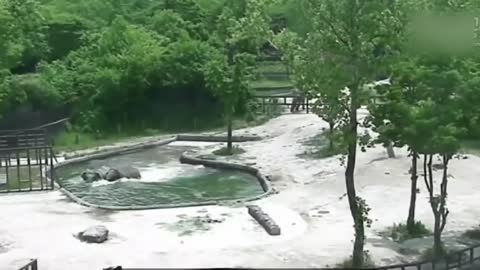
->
[56,145,265,207]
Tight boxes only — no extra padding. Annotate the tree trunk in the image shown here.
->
[433,212,442,257]
[328,121,335,151]
[227,114,233,152]
[386,141,395,158]
[345,88,364,267]
[406,151,418,232]
[424,153,450,259]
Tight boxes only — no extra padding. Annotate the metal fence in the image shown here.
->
[101,244,480,270]
[0,129,55,193]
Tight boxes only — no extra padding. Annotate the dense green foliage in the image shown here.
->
[0,0,278,133]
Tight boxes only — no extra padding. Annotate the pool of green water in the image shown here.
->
[56,144,265,208]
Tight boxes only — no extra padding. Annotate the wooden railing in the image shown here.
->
[253,94,314,114]
[18,259,38,270]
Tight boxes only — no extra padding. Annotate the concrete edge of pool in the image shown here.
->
[46,135,273,211]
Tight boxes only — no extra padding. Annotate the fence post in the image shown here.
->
[31,259,38,270]
[470,248,474,264]
[50,148,54,190]
[306,99,309,114]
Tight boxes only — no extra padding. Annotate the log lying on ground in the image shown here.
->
[247,205,281,236]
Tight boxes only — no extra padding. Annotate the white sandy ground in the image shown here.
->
[1,109,480,269]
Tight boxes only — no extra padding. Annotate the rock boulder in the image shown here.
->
[77,225,109,243]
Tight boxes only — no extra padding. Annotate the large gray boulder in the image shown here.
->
[77,225,109,243]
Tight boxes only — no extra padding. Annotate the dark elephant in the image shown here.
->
[81,169,103,183]
[290,90,306,112]
[81,166,141,182]
[105,166,141,182]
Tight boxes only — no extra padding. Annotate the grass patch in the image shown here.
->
[461,139,480,156]
[298,129,346,159]
[52,128,165,153]
[52,101,281,154]
[0,166,46,191]
[251,79,293,89]
[421,244,449,261]
[213,146,246,156]
[257,63,287,73]
[463,227,480,240]
[389,222,432,242]
[337,251,376,268]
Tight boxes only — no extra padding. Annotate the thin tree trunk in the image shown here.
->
[434,155,450,258]
[345,85,364,267]
[424,153,450,258]
[386,141,395,158]
[328,121,335,151]
[433,212,442,257]
[227,114,233,152]
[407,151,418,232]
[226,44,234,153]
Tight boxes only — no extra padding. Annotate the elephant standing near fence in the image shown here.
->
[290,89,306,112]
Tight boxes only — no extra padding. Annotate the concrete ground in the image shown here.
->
[1,110,480,270]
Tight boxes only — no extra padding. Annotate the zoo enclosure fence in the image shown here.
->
[254,94,314,113]
[99,243,480,270]
[0,128,55,193]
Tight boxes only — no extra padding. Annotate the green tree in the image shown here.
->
[299,0,405,266]
[273,29,347,152]
[204,0,271,153]
[416,55,468,258]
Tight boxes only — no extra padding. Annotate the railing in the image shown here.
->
[0,129,48,150]
[102,244,480,270]
[364,243,480,270]
[253,94,314,114]
[0,129,55,193]
[18,259,38,270]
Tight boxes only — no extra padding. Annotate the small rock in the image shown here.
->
[385,171,391,175]
[432,164,444,170]
[462,156,469,160]
[78,225,109,243]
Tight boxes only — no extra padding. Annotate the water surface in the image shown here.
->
[56,145,264,207]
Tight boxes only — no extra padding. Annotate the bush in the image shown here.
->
[299,129,346,159]
[463,227,480,240]
[213,145,246,156]
[337,251,376,268]
[421,244,448,261]
[390,222,431,242]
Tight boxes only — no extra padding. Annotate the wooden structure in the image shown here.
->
[254,94,314,114]
[0,128,55,192]
[18,259,38,270]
